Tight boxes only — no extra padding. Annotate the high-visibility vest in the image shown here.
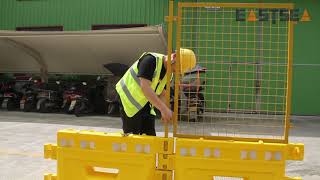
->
[116,52,170,117]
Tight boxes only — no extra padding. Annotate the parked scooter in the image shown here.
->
[36,81,63,113]
[61,83,74,113]
[19,78,39,112]
[62,82,86,114]
[0,82,5,106]
[180,64,206,120]
[103,63,129,116]
[1,81,23,111]
[74,78,106,117]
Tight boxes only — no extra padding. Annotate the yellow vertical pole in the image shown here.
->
[284,19,294,143]
[165,0,174,138]
[173,3,182,136]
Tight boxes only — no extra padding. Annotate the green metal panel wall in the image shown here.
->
[0,0,169,30]
[291,1,320,116]
[0,0,319,115]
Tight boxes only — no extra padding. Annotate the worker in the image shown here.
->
[115,48,196,136]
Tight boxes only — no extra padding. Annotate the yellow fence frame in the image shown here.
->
[170,2,295,144]
[44,2,303,180]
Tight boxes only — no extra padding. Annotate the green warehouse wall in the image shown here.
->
[0,0,319,115]
[0,0,169,30]
[290,1,320,116]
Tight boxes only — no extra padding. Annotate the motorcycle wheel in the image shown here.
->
[74,101,85,117]
[7,99,16,111]
[107,103,119,116]
[23,101,34,112]
[39,100,49,113]
[62,101,71,114]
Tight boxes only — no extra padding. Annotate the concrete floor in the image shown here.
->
[0,111,319,180]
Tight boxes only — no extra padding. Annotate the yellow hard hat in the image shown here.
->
[179,48,196,75]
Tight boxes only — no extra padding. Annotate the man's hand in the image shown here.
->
[159,90,172,123]
[140,78,172,123]
[160,106,172,123]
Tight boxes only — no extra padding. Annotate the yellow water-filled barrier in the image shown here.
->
[44,129,303,180]
[44,129,174,180]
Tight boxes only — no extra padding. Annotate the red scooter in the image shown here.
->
[62,82,86,114]
[1,81,23,111]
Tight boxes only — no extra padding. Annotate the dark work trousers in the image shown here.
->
[119,101,156,136]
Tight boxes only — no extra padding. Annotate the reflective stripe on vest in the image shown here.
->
[129,68,140,86]
[119,79,142,110]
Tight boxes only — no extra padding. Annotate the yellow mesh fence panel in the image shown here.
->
[173,3,293,142]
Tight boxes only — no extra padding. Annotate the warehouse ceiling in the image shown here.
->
[0,26,167,76]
